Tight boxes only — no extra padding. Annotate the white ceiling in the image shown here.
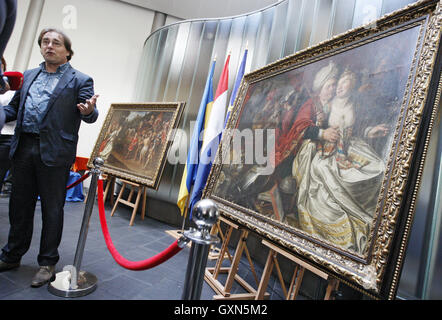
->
[119,0,281,19]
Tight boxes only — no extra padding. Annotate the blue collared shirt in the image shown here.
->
[22,62,71,133]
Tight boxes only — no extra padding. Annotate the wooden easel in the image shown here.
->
[110,179,147,226]
[84,173,116,205]
[207,219,233,261]
[204,216,269,300]
[255,239,340,300]
[102,174,116,206]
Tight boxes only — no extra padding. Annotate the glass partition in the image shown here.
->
[331,0,357,36]
[310,0,334,46]
[282,0,303,56]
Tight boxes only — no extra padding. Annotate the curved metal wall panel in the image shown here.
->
[134,0,417,204]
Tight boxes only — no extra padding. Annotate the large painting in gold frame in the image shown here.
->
[88,102,185,189]
[203,0,441,299]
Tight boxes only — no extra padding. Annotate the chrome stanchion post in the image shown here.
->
[181,199,219,300]
[48,157,104,298]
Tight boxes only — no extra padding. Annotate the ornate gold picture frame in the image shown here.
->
[88,102,185,189]
[203,0,441,299]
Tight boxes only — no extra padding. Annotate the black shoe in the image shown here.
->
[31,265,56,287]
[0,259,20,272]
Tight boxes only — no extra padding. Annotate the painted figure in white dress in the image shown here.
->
[293,66,386,255]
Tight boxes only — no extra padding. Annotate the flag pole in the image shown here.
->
[176,57,217,234]
[180,195,190,232]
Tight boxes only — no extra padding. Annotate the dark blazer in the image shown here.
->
[0,106,4,130]
[3,64,98,167]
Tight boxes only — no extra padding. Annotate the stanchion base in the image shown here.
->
[48,270,97,298]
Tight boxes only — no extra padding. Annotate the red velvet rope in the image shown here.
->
[66,171,90,190]
[97,178,183,271]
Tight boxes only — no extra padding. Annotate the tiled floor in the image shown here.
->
[0,195,285,300]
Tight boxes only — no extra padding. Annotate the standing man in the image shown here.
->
[0,28,99,287]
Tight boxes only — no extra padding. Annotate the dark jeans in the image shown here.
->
[0,133,70,266]
[0,134,12,190]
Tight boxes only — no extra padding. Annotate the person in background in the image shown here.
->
[0,0,17,130]
[0,27,99,288]
[0,57,15,196]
